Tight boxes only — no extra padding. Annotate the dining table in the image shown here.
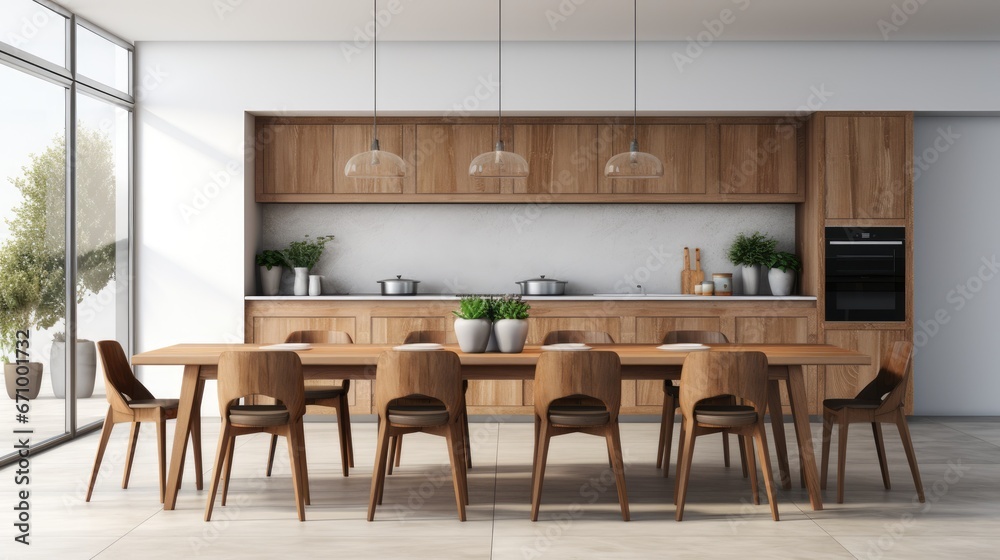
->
[131,342,870,512]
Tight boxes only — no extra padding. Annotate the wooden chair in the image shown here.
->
[87,340,203,504]
[369,350,469,521]
[674,351,778,521]
[265,330,354,478]
[387,331,471,473]
[206,351,308,521]
[821,341,925,504]
[531,350,629,522]
[657,331,746,478]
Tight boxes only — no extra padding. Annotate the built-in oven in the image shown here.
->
[825,227,906,322]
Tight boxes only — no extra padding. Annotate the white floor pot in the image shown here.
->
[768,268,796,296]
[5,362,43,400]
[454,318,491,353]
[494,319,529,353]
[742,265,762,295]
[260,266,283,296]
[50,339,97,399]
[292,267,309,296]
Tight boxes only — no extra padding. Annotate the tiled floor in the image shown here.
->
[2,417,999,559]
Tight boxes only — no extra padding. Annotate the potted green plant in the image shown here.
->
[453,296,491,353]
[727,231,777,295]
[256,249,285,296]
[767,251,802,296]
[282,235,334,296]
[492,296,531,353]
[1,298,43,400]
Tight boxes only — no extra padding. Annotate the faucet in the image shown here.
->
[636,284,646,296]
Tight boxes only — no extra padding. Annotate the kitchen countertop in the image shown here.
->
[246,294,817,301]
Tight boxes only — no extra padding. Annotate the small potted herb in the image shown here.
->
[767,251,802,296]
[453,296,491,353]
[256,249,286,296]
[727,231,777,295]
[492,296,531,353]
[282,235,334,296]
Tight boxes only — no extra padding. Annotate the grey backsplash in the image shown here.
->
[261,204,796,296]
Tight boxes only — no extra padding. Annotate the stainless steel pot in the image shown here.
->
[516,275,567,295]
[378,275,420,295]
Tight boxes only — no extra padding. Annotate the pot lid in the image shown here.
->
[517,275,567,283]
[377,275,420,283]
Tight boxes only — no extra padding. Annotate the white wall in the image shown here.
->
[136,40,1000,413]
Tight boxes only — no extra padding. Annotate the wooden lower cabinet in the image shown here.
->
[633,316,723,409]
[734,316,818,414]
[823,327,913,413]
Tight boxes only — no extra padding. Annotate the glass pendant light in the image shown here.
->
[469,0,529,178]
[604,0,664,179]
[345,0,406,179]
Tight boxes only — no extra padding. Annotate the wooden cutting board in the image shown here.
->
[681,247,694,294]
[691,248,705,288]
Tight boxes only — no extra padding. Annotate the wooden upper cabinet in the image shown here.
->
[257,124,334,195]
[332,124,415,195]
[825,115,909,220]
[719,123,802,198]
[415,124,501,195]
[597,124,708,195]
[510,124,600,195]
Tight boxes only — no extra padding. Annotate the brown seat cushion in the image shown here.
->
[695,404,757,427]
[127,398,180,410]
[548,405,610,427]
[305,387,347,400]
[229,404,289,427]
[824,398,881,411]
[388,405,450,427]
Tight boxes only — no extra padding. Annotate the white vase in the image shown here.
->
[50,339,97,399]
[293,267,309,296]
[494,319,529,353]
[768,268,796,296]
[742,265,762,295]
[308,275,323,296]
[485,323,499,352]
[259,266,282,296]
[454,318,491,353]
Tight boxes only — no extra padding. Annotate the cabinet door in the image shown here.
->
[823,328,912,412]
[734,316,818,414]
[257,124,334,195]
[598,124,708,194]
[825,115,908,219]
[511,124,600,195]
[332,124,415,194]
[719,123,800,196]
[633,316,723,406]
[415,124,501,194]
[370,316,446,344]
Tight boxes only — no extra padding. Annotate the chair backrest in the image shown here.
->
[679,351,769,420]
[374,350,463,417]
[663,330,729,344]
[285,330,354,344]
[404,330,450,344]
[857,341,914,413]
[97,340,155,414]
[217,351,305,421]
[534,351,622,419]
[542,330,616,345]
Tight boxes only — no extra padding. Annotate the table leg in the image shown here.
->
[785,365,823,511]
[164,364,202,510]
[766,376,791,490]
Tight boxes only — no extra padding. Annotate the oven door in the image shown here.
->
[825,278,905,322]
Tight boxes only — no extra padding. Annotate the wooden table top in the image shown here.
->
[132,343,870,367]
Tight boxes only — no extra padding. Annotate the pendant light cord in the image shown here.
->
[372,0,378,144]
[498,0,503,145]
[632,0,637,143]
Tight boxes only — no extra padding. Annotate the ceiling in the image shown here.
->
[63,0,1000,43]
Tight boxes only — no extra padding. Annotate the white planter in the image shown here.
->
[454,318,491,353]
[5,362,43,400]
[768,268,796,296]
[259,266,282,296]
[494,319,529,353]
[50,339,97,399]
[293,267,309,296]
[741,265,762,295]
[308,275,323,296]
[485,323,499,352]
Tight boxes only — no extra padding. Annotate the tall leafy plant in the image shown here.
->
[282,235,334,270]
[453,296,489,320]
[727,231,777,267]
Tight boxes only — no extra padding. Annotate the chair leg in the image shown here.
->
[530,422,552,522]
[895,410,926,503]
[462,410,473,470]
[286,423,306,522]
[156,412,167,504]
[661,393,677,477]
[675,419,698,521]
[368,420,392,521]
[190,409,204,490]
[336,400,352,475]
[738,435,749,478]
[821,410,833,490]
[387,436,398,476]
[753,424,780,521]
[205,420,232,522]
[722,432,731,468]
[606,423,630,522]
[872,422,891,490]
[265,435,278,477]
[122,421,140,490]
[673,422,686,503]
[297,420,311,506]
[394,433,403,467]
[444,423,468,521]
[744,432,759,505]
[86,409,115,502]
[836,414,849,504]
[221,431,236,506]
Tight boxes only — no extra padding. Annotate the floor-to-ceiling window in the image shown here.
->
[0,0,133,465]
